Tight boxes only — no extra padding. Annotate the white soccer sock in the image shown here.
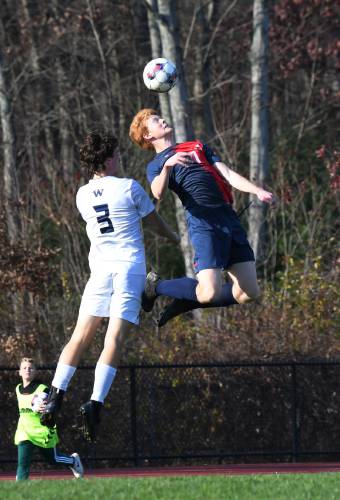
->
[52,364,76,391]
[90,363,117,403]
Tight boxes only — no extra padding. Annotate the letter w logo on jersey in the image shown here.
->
[93,189,104,197]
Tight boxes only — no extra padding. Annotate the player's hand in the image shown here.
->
[164,152,192,169]
[256,188,277,207]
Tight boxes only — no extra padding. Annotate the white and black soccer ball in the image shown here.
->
[143,58,177,93]
[31,392,48,412]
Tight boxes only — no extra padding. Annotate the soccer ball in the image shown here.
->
[143,58,177,93]
[31,392,48,412]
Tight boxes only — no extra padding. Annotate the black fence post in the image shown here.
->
[291,363,299,462]
[129,366,138,466]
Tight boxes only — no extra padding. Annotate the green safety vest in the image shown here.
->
[14,383,59,448]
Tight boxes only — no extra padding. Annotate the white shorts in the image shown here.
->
[78,271,146,325]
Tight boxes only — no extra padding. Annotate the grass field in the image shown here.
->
[1,473,340,500]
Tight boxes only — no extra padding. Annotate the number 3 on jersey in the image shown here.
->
[93,204,114,234]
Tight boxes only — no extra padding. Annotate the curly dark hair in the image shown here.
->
[79,133,119,179]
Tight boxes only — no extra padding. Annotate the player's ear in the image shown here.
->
[143,131,152,141]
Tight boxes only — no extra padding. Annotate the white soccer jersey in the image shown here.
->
[76,176,154,274]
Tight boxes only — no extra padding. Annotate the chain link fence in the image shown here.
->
[1,360,339,470]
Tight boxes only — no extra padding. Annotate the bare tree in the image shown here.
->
[156,0,193,142]
[190,0,216,141]
[145,0,172,123]
[146,0,196,276]
[248,0,269,261]
[0,50,20,244]
[0,48,26,336]
[0,0,337,361]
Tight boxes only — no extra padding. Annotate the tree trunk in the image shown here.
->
[21,0,56,179]
[156,0,193,142]
[248,0,269,262]
[192,0,215,141]
[56,59,74,182]
[152,0,195,277]
[145,0,172,123]
[0,49,25,335]
[0,51,20,244]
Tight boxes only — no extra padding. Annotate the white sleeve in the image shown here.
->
[131,180,155,218]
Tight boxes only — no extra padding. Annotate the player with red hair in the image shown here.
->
[130,109,276,326]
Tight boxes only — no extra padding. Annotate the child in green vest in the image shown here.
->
[15,357,83,480]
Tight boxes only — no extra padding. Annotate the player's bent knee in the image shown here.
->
[197,287,220,304]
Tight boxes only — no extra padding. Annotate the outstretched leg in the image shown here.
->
[158,262,259,327]
[81,317,132,442]
[40,447,84,479]
[41,315,101,427]
[144,268,233,307]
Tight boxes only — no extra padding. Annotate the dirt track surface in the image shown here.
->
[1,463,340,481]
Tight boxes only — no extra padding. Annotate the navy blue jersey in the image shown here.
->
[146,140,233,210]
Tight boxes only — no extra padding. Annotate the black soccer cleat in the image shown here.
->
[40,387,64,428]
[80,400,103,442]
[158,298,198,327]
[142,271,161,313]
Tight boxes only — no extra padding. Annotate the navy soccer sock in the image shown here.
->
[156,279,237,307]
[156,277,198,301]
[207,283,238,308]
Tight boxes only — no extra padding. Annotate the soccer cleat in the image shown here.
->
[80,400,103,442]
[141,271,161,312]
[40,387,64,428]
[70,453,84,479]
[158,298,198,327]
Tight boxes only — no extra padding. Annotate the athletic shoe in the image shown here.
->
[142,271,161,312]
[70,453,84,479]
[40,387,64,428]
[158,298,198,327]
[80,400,103,442]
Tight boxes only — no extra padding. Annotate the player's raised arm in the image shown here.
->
[143,209,180,244]
[150,165,172,200]
[214,161,276,206]
[150,152,189,200]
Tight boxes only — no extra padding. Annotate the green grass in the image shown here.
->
[1,473,340,500]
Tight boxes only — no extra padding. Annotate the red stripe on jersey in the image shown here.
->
[174,141,233,204]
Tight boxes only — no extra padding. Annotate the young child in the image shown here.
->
[14,357,83,480]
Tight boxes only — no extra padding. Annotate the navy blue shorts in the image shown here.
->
[186,205,255,273]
